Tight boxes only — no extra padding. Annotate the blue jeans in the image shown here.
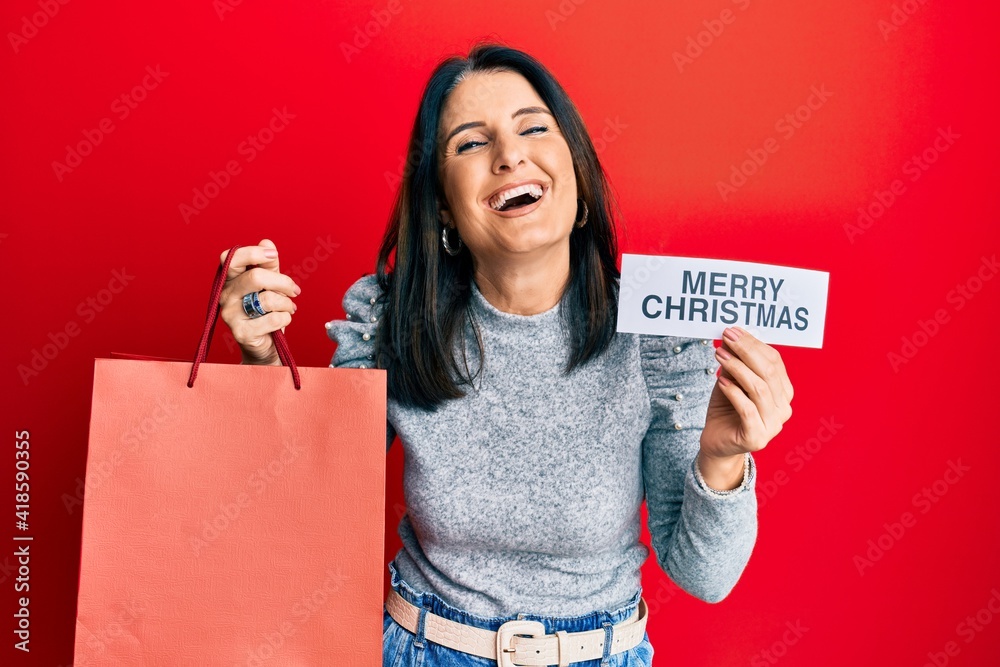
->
[383,560,654,667]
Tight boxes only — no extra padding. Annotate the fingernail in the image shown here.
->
[723,327,741,342]
[264,250,278,259]
[718,375,732,386]
[716,347,732,360]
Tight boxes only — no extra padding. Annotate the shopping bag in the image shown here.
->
[73,245,386,666]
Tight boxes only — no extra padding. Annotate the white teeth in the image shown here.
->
[490,183,544,210]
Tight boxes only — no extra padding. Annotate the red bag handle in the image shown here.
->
[187,244,301,390]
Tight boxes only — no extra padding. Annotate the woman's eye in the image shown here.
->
[522,125,547,135]
[457,140,486,153]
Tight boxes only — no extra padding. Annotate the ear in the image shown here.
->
[439,207,454,228]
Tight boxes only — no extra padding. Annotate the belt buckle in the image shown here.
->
[496,619,546,667]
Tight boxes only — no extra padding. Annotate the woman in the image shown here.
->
[217,43,793,667]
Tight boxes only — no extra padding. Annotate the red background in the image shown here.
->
[4,0,999,665]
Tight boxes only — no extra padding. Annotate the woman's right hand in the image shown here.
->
[218,239,301,366]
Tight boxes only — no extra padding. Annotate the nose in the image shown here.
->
[492,132,525,173]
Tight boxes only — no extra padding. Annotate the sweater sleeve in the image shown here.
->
[325,273,397,452]
[639,334,758,603]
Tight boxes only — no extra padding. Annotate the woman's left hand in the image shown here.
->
[700,326,794,460]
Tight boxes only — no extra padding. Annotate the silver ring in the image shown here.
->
[242,291,268,319]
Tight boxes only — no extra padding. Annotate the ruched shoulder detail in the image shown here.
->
[638,334,718,432]
[326,273,385,369]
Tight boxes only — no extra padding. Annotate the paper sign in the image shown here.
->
[617,254,829,348]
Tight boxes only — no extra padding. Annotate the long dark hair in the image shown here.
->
[373,42,622,411]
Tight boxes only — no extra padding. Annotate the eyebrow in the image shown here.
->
[443,106,553,144]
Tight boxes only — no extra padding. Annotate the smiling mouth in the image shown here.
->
[489,183,545,211]
[498,192,539,210]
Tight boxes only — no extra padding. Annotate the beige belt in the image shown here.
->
[384,588,648,667]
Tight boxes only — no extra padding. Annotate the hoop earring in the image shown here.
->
[441,225,463,256]
[575,198,589,228]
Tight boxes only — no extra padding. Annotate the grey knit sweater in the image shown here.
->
[327,273,757,617]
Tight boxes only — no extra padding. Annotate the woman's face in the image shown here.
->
[437,70,578,266]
